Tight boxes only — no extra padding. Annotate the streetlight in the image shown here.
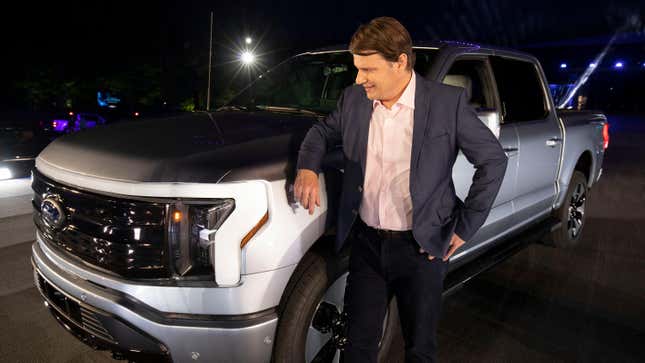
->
[241,51,256,65]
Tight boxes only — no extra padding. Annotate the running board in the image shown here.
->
[442,216,560,298]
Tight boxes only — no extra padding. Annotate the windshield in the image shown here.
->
[226,49,439,114]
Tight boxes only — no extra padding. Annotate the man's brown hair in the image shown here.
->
[349,17,416,71]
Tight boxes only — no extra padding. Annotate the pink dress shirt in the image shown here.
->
[359,72,416,231]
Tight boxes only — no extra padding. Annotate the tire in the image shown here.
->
[272,243,403,363]
[549,170,589,248]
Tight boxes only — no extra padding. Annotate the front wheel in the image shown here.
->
[272,245,402,362]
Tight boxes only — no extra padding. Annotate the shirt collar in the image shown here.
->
[372,71,416,110]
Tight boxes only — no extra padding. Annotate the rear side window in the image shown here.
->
[490,56,548,123]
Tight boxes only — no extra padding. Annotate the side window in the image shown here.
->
[441,57,501,138]
[442,58,496,112]
[490,56,548,123]
[321,63,355,109]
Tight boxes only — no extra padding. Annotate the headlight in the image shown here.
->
[0,167,12,180]
[169,199,235,280]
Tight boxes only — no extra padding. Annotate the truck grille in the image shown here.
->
[34,270,171,361]
[35,272,115,343]
[32,170,171,279]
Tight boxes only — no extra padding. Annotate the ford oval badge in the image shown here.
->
[41,197,66,229]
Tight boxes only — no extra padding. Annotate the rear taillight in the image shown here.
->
[602,122,609,150]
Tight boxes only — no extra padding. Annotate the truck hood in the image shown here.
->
[36,111,315,183]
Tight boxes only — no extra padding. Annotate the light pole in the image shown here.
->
[206,11,214,111]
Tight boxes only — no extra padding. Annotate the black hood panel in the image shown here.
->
[37,111,314,183]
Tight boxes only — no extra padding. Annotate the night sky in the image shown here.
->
[5,1,642,58]
[1,0,643,111]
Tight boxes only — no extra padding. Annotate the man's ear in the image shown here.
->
[397,53,408,71]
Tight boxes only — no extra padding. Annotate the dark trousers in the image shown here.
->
[341,217,450,363]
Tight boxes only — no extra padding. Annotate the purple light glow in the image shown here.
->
[52,120,69,132]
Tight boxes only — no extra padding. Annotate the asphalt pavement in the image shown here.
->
[0,114,643,362]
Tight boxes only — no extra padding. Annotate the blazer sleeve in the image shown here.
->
[296,88,346,174]
[453,88,509,243]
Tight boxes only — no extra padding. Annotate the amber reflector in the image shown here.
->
[240,211,269,249]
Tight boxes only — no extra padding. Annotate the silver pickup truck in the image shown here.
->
[30,41,608,362]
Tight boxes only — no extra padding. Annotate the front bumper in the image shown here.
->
[32,242,278,363]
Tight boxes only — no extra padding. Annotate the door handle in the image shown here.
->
[503,147,518,157]
[546,137,562,147]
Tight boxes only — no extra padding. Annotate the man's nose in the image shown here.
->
[355,72,365,85]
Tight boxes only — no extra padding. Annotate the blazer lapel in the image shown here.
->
[357,94,373,177]
[411,73,431,174]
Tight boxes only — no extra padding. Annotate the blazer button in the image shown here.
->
[357,185,363,192]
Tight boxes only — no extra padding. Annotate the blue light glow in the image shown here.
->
[560,63,567,69]
[97,91,121,108]
[614,61,624,68]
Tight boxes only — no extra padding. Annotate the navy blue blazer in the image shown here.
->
[296,72,508,256]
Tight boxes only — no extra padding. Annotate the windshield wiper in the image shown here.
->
[255,105,323,117]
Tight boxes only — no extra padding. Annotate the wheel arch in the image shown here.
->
[574,150,594,187]
[276,233,346,318]
[554,149,595,211]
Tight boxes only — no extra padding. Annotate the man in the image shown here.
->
[294,17,508,362]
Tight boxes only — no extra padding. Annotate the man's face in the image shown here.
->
[353,52,407,101]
